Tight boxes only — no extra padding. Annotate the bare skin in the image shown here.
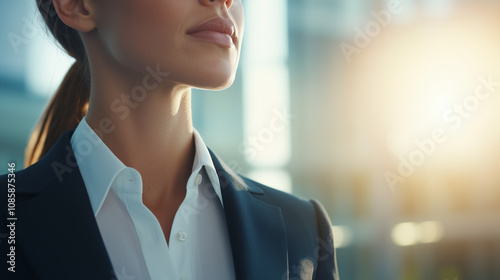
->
[52,0,244,245]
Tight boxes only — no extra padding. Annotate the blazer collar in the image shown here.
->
[15,130,289,280]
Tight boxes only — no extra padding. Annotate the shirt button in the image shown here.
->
[177,231,187,242]
[194,173,203,186]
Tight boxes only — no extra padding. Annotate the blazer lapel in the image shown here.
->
[15,131,115,279]
[209,150,289,280]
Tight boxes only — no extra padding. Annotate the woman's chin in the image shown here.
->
[189,73,236,91]
[196,58,238,88]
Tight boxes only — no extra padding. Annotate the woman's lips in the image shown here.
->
[188,30,234,48]
[187,17,236,48]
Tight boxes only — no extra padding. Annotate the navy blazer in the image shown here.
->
[1,130,339,280]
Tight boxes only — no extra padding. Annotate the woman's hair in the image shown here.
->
[25,0,91,167]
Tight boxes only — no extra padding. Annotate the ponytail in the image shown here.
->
[25,0,90,167]
[25,61,89,166]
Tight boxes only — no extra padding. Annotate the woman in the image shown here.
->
[0,0,339,279]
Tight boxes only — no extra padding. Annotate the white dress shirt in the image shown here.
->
[70,117,235,280]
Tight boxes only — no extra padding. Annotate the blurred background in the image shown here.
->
[1,0,500,279]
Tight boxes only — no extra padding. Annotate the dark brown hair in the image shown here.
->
[25,0,90,167]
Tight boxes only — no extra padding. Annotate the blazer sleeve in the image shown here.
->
[310,199,340,280]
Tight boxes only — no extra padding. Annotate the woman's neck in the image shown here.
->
[85,63,195,210]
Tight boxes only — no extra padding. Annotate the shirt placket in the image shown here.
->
[117,168,179,280]
[169,171,203,280]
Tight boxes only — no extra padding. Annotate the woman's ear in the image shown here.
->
[52,0,96,32]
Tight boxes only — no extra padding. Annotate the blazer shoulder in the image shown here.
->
[238,174,337,226]
[0,130,77,197]
[0,157,60,197]
[238,174,325,232]
[238,173,336,238]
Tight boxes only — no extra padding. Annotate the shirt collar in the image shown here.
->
[191,129,224,207]
[70,116,224,217]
